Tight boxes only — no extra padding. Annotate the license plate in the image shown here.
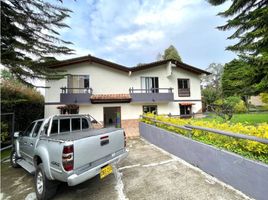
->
[100,165,113,179]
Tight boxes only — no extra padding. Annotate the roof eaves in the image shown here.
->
[48,55,131,73]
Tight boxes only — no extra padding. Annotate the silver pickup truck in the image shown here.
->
[10,114,128,200]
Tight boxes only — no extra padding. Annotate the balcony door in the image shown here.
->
[141,77,159,93]
[67,75,89,93]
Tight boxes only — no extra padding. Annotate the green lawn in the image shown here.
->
[199,112,268,125]
[1,148,11,160]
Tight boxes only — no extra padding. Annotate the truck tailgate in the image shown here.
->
[73,129,124,170]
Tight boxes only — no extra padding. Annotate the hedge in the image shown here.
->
[141,113,268,164]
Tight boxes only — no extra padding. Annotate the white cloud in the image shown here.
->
[54,0,236,68]
[115,30,164,45]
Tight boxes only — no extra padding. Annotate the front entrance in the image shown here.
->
[180,105,192,118]
[103,107,121,128]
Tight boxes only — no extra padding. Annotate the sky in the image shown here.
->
[52,0,237,70]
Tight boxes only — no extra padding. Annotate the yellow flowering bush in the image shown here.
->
[141,113,268,164]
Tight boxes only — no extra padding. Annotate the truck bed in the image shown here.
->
[41,127,121,142]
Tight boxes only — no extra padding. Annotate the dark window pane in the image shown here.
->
[84,75,89,88]
[51,119,58,134]
[143,105,157,114]
[82,118,89,129]
[60,119,70,133]
[24,122,35,136]
[72,118,81,131]
[32,121,43,137]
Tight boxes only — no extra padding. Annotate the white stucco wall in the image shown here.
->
[45,61,203,119]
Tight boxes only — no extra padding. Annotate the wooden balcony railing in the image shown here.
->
[178,88,190,97]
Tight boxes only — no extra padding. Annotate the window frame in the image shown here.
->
[142,105,158,114]
[177,78,190,97]
[67,74,90,93]
[141,77,159,93]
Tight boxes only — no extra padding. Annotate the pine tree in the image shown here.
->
[208,0,268,93]
[1,0,74,86]
[163,45,182,62]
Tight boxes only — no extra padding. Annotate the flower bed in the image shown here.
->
[141,113,268,164]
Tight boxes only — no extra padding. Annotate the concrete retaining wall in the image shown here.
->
[140,122,268,200]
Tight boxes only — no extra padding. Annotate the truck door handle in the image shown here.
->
[24,142,27,144]
[101,140,109,146]
[30,143,33,146]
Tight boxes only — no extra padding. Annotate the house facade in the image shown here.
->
[45,55,209,137]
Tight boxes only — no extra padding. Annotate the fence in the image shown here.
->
[141,115,268,145]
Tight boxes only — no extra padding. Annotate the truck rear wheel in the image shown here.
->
[10,150,20,168]
[35,163,58,200]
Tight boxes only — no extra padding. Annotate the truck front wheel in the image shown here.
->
[35,163,58,200]
[10,150,20,168]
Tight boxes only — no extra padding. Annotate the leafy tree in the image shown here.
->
[1,0,74,86]
[208,0,268,93]
[260,93,268,104]
[163,45,182,62]
[221,58,254,97]
[212,96,247,120]
[201,63,223,88]
[202,87,221,111]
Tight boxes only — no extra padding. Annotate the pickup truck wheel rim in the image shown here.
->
[36,171,43,194]
[12,152,16,164]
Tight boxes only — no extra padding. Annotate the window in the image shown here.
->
[141,77,159,93]
[51,119,59,134]
[32,121,43,137]
[178,79,190,97]
[60,119,70,133]
[23,122,35,137]
[82,118,89,129]
[143,105,158,114]
[67,75,90,93]
[180,105,191,115]
[72,118,81,131]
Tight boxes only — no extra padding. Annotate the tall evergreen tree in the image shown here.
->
[208,0,268,93]
[1,0,74,86]
[163,45,182,62]
[221,58,254,97]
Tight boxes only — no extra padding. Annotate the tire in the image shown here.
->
[10,150,20,168]
[35,163,58,200]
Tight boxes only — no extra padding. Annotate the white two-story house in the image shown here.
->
[45,55,209,137]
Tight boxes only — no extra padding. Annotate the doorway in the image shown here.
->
[103,107,121,128]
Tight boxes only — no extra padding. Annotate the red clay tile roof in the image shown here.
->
[90,94,131,103]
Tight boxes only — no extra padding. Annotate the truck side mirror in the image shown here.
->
[14,131,22,138]
[91,119,98,124]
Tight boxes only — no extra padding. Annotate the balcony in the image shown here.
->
[129,88,174,103]
[60,87,93,104]
[178,88,190,97]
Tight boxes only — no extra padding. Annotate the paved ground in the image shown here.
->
[1,138,252,200]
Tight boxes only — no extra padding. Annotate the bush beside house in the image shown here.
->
[1,80,44,144]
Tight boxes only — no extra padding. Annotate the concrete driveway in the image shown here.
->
[1,138,252,200]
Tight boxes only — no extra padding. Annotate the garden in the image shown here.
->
[141,112,268,164]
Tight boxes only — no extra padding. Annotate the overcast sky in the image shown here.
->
[53,0,236,70]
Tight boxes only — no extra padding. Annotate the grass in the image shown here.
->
[199,112,268,125]
[1,148,11,160]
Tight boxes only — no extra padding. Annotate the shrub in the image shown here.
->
[141,113,268,164]
[0,122,9,143]
[234,100,247,113]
